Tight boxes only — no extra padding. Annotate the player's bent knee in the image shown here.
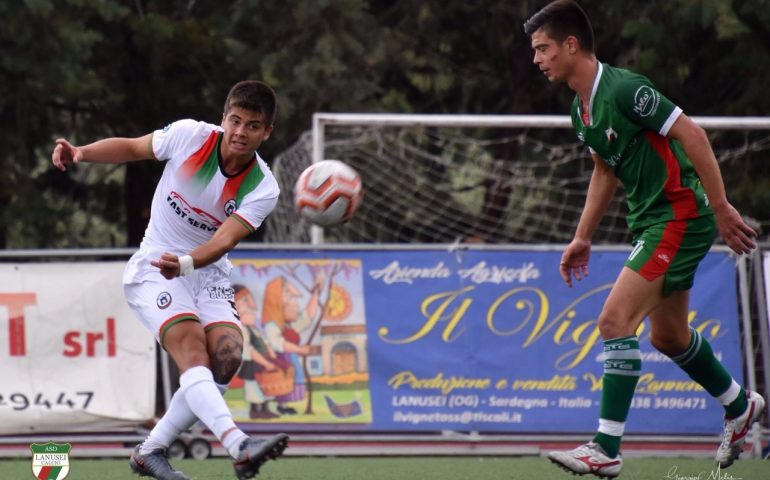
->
[212,354,242,384]
[596,311,624,339]
[210,348,242,384]
[209,334,243,383]
[650,332,689,356]
[597,302,644,339]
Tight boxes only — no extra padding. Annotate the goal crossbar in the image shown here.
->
[313,113,770,129]
[310,114,770,243]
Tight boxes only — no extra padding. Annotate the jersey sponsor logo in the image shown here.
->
[224,199,237,217]
[167,191,221,232]
[157,292,172,309]
[633,86,660,118]
[208,286,234,300]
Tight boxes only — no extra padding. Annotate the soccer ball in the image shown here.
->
[294,160,363,227]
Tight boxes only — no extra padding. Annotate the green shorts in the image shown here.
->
[625,215,717,297]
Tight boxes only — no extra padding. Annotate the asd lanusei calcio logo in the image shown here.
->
[30,442,71,480]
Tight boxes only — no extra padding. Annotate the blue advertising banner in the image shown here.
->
[226,248,741,435]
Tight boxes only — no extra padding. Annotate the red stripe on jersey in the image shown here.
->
[179,131,219,181]
[216,162,256,212]
[638,220,686,281]
[645,131,698,220]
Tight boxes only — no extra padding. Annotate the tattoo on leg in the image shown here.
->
[211,335,243,384]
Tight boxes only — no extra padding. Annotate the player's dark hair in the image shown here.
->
[223,80,278,125]
[523,0,594,54]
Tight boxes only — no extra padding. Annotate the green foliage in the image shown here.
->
[2,0,769,247]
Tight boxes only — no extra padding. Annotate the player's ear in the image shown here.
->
[566,36,577,54]
[263,124,273,140]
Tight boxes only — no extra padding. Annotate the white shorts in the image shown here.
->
[123,250,242,346]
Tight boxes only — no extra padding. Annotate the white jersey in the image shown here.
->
[124,119,279,283]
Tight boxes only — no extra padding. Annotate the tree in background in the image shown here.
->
[2,0,768,248]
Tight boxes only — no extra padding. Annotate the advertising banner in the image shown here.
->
[0,262,157,434]
[228,248,741,434]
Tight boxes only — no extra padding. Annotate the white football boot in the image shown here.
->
[715,390,766,468]
[548,442,623,478]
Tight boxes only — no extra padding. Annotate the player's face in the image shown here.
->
[530,29,572,83]
[221,106,273,159]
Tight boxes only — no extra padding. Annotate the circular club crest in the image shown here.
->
[224,199,237,217]
[157,292,172,309]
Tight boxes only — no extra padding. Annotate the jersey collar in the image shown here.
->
[580,62,604,126]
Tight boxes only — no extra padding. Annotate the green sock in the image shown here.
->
[592,336,641,458]
[594,432,621,458]
[670,328,747,418]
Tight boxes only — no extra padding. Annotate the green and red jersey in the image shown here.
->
[571,63,712,233]
[140,119,278,256]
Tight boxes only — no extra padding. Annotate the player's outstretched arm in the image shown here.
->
[561,154,618,287]
[52,134,154,171]
[667,115,757,254]
[150,215,254,280]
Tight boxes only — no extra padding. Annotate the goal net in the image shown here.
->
[263,115,770,244]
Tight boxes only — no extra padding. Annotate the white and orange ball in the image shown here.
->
[294,160,363,227]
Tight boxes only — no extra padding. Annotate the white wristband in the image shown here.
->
[178,255,194,276]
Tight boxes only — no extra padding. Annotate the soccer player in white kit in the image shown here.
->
[52,80,288,480]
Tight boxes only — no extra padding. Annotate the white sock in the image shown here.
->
[140,381,230,455]
[179,367,247,459]
[716,379,741,405]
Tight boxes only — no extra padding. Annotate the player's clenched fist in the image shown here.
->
[151,252,181,280]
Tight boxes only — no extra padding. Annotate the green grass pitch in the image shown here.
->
[1,456,766,480]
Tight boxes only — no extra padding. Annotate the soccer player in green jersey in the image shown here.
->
[524,1,764,477]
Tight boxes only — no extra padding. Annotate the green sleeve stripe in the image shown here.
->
[231,212,255,233]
